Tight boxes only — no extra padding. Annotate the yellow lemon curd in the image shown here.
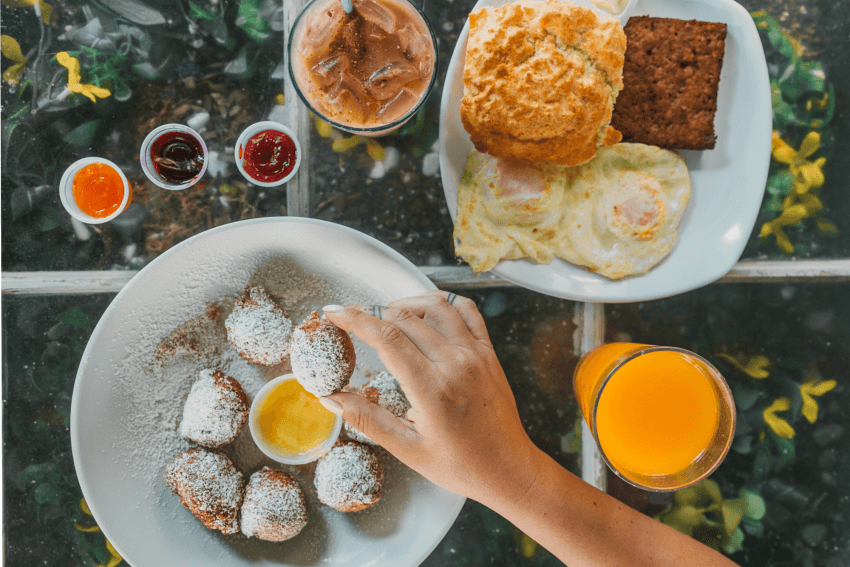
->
[256,379,336,453]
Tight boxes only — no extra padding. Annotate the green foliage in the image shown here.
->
[63,119,101,147]
[656,480,766,555]
[238,0,272,43]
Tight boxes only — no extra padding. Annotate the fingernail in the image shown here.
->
[323,304,345,314]
[319,397,344,415]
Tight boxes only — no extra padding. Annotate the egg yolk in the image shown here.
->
[256,380,336,454]
[72,163,126,218]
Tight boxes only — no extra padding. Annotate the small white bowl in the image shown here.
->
[234,121,302,187]
[139,124,208,190]
[249,373,342,465]
[59,157,131,225]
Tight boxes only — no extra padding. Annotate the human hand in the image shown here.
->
[322,291,540,504]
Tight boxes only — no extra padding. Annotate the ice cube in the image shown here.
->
[353,0,396,34]
[311,55,349,87]
[327,72,369,113]
[396,23,433,77]
[299,2,345,53]
[366,61,419,100]
[378,87,419,122]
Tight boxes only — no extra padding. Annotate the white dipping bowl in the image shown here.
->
[59,157,130,224]
[234,121,302,187]
[139,123,208,190]
[249,373,342,465]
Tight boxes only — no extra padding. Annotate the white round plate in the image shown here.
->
[71,218,465,567]
[439,0,772,302]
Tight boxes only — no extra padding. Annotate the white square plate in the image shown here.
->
[439,0,772,302]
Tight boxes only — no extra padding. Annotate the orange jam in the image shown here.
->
[72,162,127,218]
[255,379,336,454]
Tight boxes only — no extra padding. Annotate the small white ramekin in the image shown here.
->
[249,373,342,465]
[234,121,302,187]
[139,124,208,190]
[59,157,131,224]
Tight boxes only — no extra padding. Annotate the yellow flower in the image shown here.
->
[367,139,385,161]
[332,135,363,152]
[761,131,828,254]
[716,353,770,379]
[799,378,837,423]
[275,93,285,105]
[1,35,26,84]
[763,397,795,439]
[1,0,53,24]
[99,539,123,567]
[56,51,111,103]
[313,114,333,138]
[771,131,826,195]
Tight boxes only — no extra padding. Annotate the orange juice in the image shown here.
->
[574,343,735,490]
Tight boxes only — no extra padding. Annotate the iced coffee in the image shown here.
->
[291,0,436,133]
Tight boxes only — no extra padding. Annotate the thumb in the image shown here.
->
[322,392,419,458]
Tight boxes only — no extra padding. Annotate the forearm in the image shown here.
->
[479,446,737,567]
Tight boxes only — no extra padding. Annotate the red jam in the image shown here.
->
[242,129,297,183]
[150,131,205,184]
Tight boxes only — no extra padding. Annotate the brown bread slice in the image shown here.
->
[611,16,727,150]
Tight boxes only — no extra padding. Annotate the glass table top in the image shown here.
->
[2,0,849,565]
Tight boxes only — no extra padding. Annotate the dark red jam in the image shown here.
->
[150,131,205,184]
[242,129,297,183]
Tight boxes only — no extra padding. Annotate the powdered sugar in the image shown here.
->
[241,467,308,541]
[345,371,411,444]
[314,441,384,511]
[225,286,293,366]
[166,448,245,534]
[291,312,356,397]
[179,369,249,448]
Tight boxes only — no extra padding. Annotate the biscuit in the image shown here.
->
[611,16,727,150]
[460,0,626,166]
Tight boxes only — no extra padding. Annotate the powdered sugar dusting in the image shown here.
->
[165,448,245,534]
[179,369,249,448]
[345,371,411,444]
[241,467,308,541]
[314,442,384,511]
[291,312,355,397]
[225,286,293,366]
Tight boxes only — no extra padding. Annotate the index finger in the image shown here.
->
[322,305,435,401]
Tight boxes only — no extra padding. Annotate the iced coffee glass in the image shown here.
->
[288,0,438,137]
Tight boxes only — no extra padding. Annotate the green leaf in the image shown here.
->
[20,462,57,484]
[731,381,762,410]
[59,307,91,330]
[752,448,773,480]
[721,527,745,555]
[732,435,753,455]
[801,524,827,547]
[238,0,272,43]
[63,120,101,147]
[740,489,766,520]
[132,62,160,80]
[769,429,796,469]
[33,481,62,505]
[740,516,764,537]
[765,170,795,196]
[189,2,216,20]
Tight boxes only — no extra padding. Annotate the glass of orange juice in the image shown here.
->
[574,343,735,491]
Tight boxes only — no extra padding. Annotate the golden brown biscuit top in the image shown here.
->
[461,0,626,166]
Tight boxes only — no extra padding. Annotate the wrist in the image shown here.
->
[471,438,549,512]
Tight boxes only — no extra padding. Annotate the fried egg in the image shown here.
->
[453,143,691,279]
